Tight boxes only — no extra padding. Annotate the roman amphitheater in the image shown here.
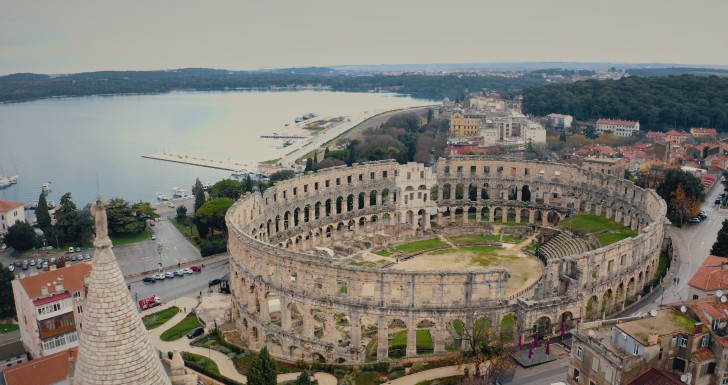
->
[226,156,667,364]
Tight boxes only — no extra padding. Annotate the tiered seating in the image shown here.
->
[539,231,590,260]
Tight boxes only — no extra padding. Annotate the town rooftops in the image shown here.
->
[0,200,23,212]
[627,368,684,385]
[583,157,623,164]
[18,263,91,299]
[691,127,717,135]
[688,255,728,292]
[597,118,639,126]
[616,309,694,343]
[547,113,571,118]
[3,348,76,385]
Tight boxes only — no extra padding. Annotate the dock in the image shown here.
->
[142,151,248,171]
[260,135,308,139]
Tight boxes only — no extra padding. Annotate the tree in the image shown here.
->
[3,221,36,250]
[36,193,52,233]
[294,370,313,385]
[248,347,277,385]
[210,179,243,200]
[268,170,295,185]
[195,198,234,238]
[0,264,15,318]
[193,178,206,213]
[305,158,313,172]
[106,198,143,235]
[69,208,94,245]
[670,185,701,224]
[54,192,78,243]
[559,130,567,142]
[711,219,728,257]
[176,205,188,224]
[584,126,599,139]
[657,169,705,217]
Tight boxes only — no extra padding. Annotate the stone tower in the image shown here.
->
[71,196,171,385]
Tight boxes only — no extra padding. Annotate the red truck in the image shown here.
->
[138,295,162,310]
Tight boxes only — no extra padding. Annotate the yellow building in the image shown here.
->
[449,111,480,138]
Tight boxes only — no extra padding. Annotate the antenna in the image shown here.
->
[96,174,100,196]
[717,290,724,298]
[588,330,595,337]
[721,295,727,303]
[650,309,657,317]
[681,374,688,383]
[680,305,687,313]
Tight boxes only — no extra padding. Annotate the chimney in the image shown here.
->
[41,285,48,295]
[694,322,703,334]
[721,261,728,271]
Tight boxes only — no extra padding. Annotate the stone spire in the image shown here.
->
[73,195,171,385]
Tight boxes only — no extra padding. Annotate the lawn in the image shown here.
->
[374,249,395,257]
[595,232,635,246]
[110,227,153,246]
[389,330,433,357]
[160,313,201,341]
[393,239,446,254]
[672,312,696,332]
[353,371,379,385]
[449,234,521,246]
[0,324,19,334]
[429,246,511,267]
[182,351,220,375]
[350,261,377,268]
[562,214,631,233]
[142,307,180,330]
[655,251,670,280]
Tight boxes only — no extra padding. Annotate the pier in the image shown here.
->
[142,151,248,171]
[260,135,308,139]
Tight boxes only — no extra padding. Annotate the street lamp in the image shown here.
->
[157,244,163,272]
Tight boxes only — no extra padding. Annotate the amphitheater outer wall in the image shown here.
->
[226,157,667,363]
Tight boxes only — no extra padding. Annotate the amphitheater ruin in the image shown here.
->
[226,156,667,364]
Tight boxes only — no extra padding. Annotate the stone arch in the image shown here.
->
[585,295,599,321]
[382,189,390,205]
[468,183,478,201]
[534,316,551,339]
[304,205,311,223]
[336,196,343,214]
[560,312,574,330]
[387,318,408,359]
[499,314,516,343]
[455,183,465,200]
[275,215,281,232]
[521,185,531,202]
[415,319,436,355]
[493,207,503,221]
[335,312,351,347]
[314,202,321,220]
[520,209,530,222]
[293,207,300,227]
[547,211,560,226]
[325,199,332,217]
[442,184,451,200]
[430,185,439,201]
[467,207,477,221]
[358,192,366,210]
[508,185,518,200]
[283,211,290,230]
[481,183,489,200]
[447,319,465,351]
[347,194,355,212]
[506,207,516,222]
[481,207,490,221]
[370,190,378,206]
[602,288,614,317]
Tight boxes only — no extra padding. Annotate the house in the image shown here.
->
[627,368,683,385]
[2,348,76,385]
[596,119,640,137]
[688,255,728,300]
[691,128,717,138]
[546,113,574,130]
[582,157,628,178]
[567,309,709,385]
[645,131,668,143]
[706,153,728,170]
[11,264,91,358]
[665,130,691,145]
[449,111,481,138]
[0,201,25,236]
[0,332,28,372]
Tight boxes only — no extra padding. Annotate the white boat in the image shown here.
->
[0,175,18,189]
[156,192,172,201]
[202,182,213,191]
[230,169,248,180]
[172,187,187,198]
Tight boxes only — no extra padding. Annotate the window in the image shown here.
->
[382,171,388,178]
[336,178,340,186]
[347,176,352,184]
[470,166,476,174]
[315,182,319,190]
[575,346,583,360]
[484,166,490,174]
[591,357,599,371]
[525,168,529,175]
[370,172,375,180]
[457,166,463,173]
[573,368,580,381]
[293,187,297,196]
[358,174,363,181]
[407,172,411,180]
[304,185,308,193]
[677,334,688,348]
[497,166,503,174]
[701,335,710,348]
[511,167,517,175]
[325,180,330,188]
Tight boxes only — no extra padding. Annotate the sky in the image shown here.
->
[1,0,727,75]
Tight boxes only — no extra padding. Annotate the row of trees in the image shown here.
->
[648,169,705,224]
[523,75,728,131]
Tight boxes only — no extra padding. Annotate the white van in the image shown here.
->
[68,246,74,253]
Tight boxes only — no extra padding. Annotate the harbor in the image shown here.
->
[141,151,249,172]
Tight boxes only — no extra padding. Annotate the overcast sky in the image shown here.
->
[1,0,727,75]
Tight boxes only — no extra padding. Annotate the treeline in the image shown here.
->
[522,75,728,131]
[0,68,547,103]
[306,111,449,171]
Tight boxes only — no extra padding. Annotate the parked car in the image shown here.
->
[142,276,156,283]
[699,211,708,219]
[208,278,221,286]
[187,327,204,339]
[14,261,21,268]
[8,265,14,272]
[75,247,81,252]
[716,198,721,204]
[151,235,157,240]
[69,246,75,253]
[37,259,43,266]
[688,217,702,223]
[190,265,202,272]
[183,268,193,274]
[29,260,36,266]
[165,272,175,279]
[174,270,185,277]
[70,255,77,261]
[153,273,165,280]
[85,254,91,260]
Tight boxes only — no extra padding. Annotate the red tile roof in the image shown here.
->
[0,200,23,212]
[3,348,77,385]
[32,292,71,306]
[688,255,728,292]
[627,368,683,385]
[597,118,639,127]
[692,348,716,361]
[18,263,91,299]
[692,128,717,134]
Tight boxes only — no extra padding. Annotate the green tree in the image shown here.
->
[193,178,206,213]
[656,169,705,218]
[305,158,313,172]
[106,198,142,235]
[36,193,52,233]
[559,130,567,142]
[54,192,78,243]
[3,221,36,250]
[0,264,15,318]
[295,370,313,385]
[176,205,188,224]
[210,179,243,200]
[69,208,94,245]
[584,126,599,139]
[195,198,234,237]
[268,170,295,185]
[711,219,728,257]
[248,347,277,385]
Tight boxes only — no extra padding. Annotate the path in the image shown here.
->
[386,364,476,385]
[145,296,336,385]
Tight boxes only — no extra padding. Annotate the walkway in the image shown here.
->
[144,296,337,385]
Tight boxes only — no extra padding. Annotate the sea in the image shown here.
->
[0,90,429,210]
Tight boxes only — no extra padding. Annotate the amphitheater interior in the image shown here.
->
[226,156,667,364]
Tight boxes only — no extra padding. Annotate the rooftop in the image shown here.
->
[627,368,684,385]
[687,255,728,292]
[597,118,639,127]
[0,200,23,212]
[17,263,91,299]
[616,309,694,343]
[3,348,76,385]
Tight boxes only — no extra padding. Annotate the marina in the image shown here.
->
[142,151,248,172]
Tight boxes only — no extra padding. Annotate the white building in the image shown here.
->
[0,201,25,236]
[546,113,573,130]
[596,118,640,137]
[12,263,91,358]
[522,122,547,145]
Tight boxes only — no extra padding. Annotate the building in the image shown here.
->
[449,111,481,138]
[665,130,691,145]
[12,263,92,358]
[468,96,506,112]
[596,119,640,137]
[567,309,707,385]
[582,157,628,178]
[3,348,76,385]
[688,255,728,300]
[0,332,28,372]
[546,113,574,130]
[691,128,717,138]
[523,122,547,145]
[0,200,25,235]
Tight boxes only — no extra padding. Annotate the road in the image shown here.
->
[628,183,726,314]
